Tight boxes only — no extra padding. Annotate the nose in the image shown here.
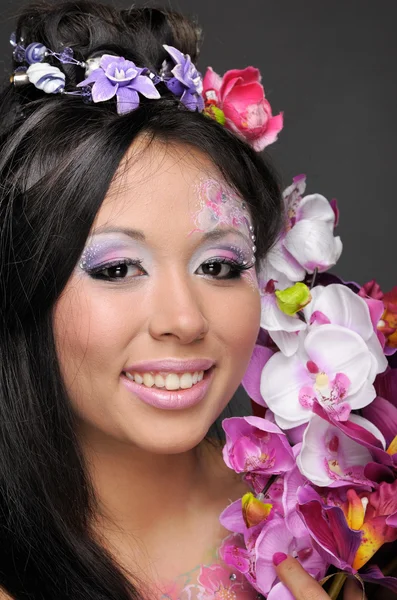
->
[148,271,209,344]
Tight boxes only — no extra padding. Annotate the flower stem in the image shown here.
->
[328,573,347,599]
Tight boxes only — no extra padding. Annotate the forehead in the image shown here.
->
[92,140,244,236]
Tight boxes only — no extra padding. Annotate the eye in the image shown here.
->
[196,258,248,280]
[86,259,146,281]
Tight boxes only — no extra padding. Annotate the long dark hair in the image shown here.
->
[0,1,283,598]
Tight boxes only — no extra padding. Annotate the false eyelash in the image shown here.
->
[84,258,145,279]
[201,257,255,278]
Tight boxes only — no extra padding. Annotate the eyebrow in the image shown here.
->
[200,228,250,243]
[90,226,250,244]
[90,226,146,241]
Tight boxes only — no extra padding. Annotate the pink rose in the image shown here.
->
[203,66,283,151]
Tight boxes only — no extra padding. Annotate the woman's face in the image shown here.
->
[53,141,261,454]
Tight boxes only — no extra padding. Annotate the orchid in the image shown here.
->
[297,484,397,592]
[261,323,377,429]
[297,413,384,487]
[222,417,295,493]
[163,45,204,111]
[263,176,342,287]
[78,54,160,114]
[259,280,307,357]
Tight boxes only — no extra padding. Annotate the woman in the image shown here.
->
[0,1,368,599]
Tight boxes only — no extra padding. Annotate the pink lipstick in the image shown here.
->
[121,359,214,410]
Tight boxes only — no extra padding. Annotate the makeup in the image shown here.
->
[121,368,214,410]
[190,178,257,265]
[77,233,149,279]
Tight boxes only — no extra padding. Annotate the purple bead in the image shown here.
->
[13,45,26,63]
[59,47,74,64]
[9,32,17,47]
[25,43,47,64]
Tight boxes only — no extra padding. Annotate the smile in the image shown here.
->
[121,366,213,410]
[123,370,205,391]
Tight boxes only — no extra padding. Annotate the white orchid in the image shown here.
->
[261,323,377,430]
[262,175,342,288]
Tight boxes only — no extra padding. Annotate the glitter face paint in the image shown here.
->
[77,234,148,275]
[190,178,257,287]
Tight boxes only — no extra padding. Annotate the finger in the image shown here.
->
[273,553,331,600]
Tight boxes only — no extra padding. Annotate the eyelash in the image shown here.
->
[84,257,254,282]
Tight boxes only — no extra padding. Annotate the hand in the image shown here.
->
[273,554,364,600]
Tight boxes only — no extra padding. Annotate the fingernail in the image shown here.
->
[272,552,288,566]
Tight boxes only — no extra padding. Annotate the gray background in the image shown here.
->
[0,0,395,290]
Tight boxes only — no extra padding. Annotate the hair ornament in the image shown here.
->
[9,32,283,151]
[162,44,204,111]
[26,63,65,94]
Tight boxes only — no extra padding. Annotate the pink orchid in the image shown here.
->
[222,417,295,493]
[241,341,273,408]
[202,66,283,151]
[297,484,397,593]
[254,514,327,597]
[362,396,397,450]
[261,323,377,429]
[264,176,342,285]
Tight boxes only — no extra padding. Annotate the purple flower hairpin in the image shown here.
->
[77,54,161,114]
[163,44,204,112]
[9,33,204,115]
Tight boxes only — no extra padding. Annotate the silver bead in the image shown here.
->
[10,71,29,86]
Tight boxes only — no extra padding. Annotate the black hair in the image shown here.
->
[0,1,283,598]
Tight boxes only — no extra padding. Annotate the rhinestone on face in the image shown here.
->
[229,573,237,581]
[249,225,254,232]
[252,245,257,253]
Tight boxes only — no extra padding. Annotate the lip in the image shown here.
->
[123,358,215,374]
[121,368,214,411]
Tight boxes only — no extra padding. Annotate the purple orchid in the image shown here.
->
[222,417,295,493]
[255,514,327,598]
[163,44,204,111]
[78,54,160,114]
[297,484,397,593]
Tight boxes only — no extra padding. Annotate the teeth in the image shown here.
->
[180,373,193,389]
[165,373,180,390]
[124,370,206,390]
[154,374,165,388]
[143,373,154,388]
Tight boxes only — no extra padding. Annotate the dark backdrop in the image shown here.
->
[0,0,396,290]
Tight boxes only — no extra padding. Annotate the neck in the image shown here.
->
[77,421,220,543]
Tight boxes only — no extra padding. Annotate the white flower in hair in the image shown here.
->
[26,62,65,94]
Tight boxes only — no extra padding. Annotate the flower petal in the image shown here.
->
[116,87,139,114]
[267,242,306,282]
[241,344,273,406]
[202,66,222,94]
[284,220,342,274]
[296,193,336,227]
[261,352,312,429]
[92,77,117,102]
[304,325,373,397]
[131,75,161,99]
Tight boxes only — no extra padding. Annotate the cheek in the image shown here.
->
[52,280,142,392]
[213,285,261,370]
